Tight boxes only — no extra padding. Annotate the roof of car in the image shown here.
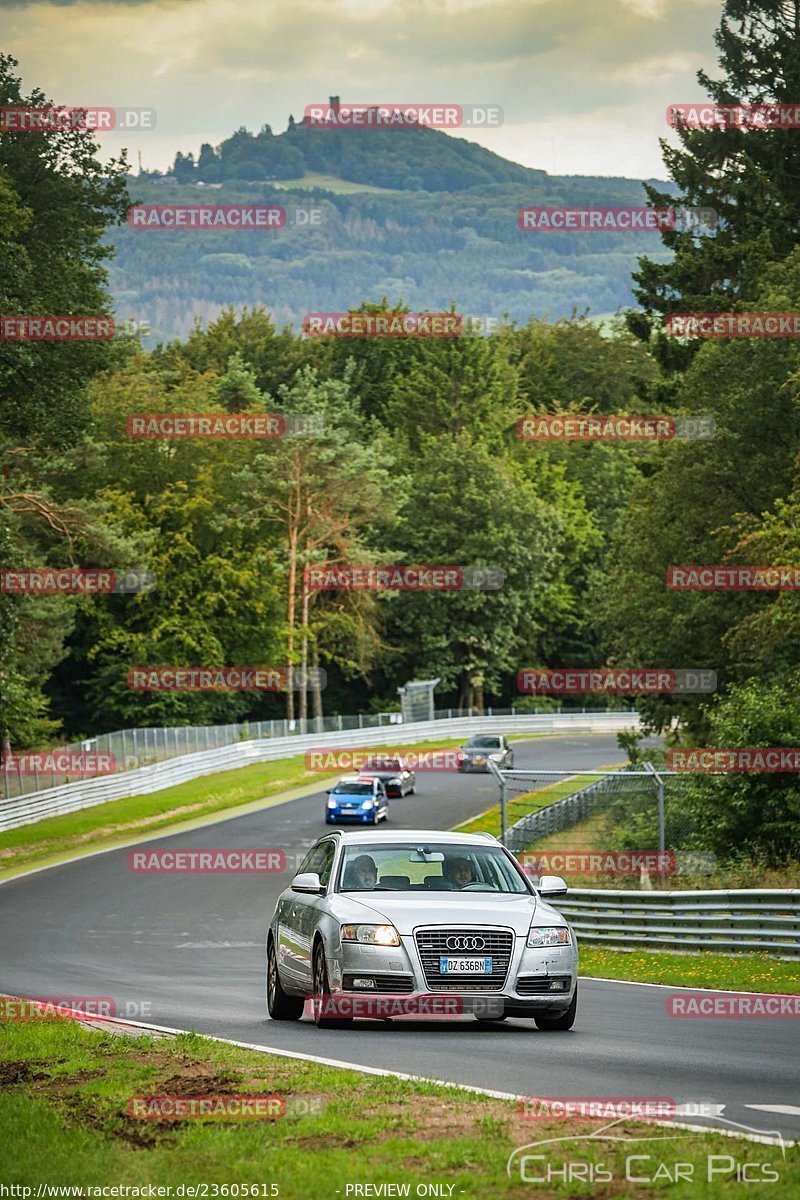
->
[335,774,378,785]
[332,829,499,845]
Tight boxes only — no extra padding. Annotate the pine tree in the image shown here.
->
[630,1,800,369]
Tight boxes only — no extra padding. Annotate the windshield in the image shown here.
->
[465,737,501,749]
[362,758,401,772]
[331,781,374,796]
[337,842,530,893]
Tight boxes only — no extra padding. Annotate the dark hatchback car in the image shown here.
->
[457,734,514,773]
[358,754,416,797]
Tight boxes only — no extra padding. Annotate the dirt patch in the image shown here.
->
[0,1059,50,1086]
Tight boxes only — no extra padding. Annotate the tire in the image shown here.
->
[312,942,353,1029]
[266,937,304,1021]
[534,984,577,1031]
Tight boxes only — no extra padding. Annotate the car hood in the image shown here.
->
[461,745,500,755]
[327,891,562,935]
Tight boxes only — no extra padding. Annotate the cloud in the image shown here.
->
[2,0,722,176]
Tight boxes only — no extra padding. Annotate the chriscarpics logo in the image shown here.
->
[507,1115,785,1186]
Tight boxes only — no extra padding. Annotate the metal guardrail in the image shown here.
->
[0,711,640,832]
[552,889,800,957]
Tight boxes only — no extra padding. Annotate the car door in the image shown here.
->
[378,779,389,820]
[294,838,337,990]
[277,842,320,987]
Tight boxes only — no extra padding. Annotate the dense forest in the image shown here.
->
[3,0,800,869]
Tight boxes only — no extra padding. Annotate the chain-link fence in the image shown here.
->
[1,703,635,801]
[491,764,712,887]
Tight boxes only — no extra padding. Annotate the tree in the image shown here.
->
[232,365,397,720]
[680,672,800,866]
[630,1,800,370]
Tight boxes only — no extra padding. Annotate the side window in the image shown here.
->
[297,845,319,876]
[315,841,336,887]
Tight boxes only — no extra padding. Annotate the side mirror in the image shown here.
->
[538,874,568,898]
[291,872,324,894]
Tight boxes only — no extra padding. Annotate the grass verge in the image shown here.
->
[579,946,800,994]
[0,738,467,880]
[1,1015,795,1196]
[454,770,608,838]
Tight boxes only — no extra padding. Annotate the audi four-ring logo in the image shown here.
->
[446,935,486,951]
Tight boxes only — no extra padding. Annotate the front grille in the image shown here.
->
[516,975,572,995]
[414,927,514,990]
[342,974,415,993]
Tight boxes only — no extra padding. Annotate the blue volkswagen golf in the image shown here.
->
[325,775,390,825]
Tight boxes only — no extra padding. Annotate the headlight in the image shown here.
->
[341,924,400,946]
[527,926,572,948]
[326,797,337,808]
[490,753,503,762]
[361,798,375,809]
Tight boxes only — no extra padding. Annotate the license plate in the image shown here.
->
[439,956,493,974]
[473,756,486,765]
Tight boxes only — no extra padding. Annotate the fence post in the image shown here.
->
[643,761,666,854]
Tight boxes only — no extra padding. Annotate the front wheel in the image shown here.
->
[534,984,577,1031]
[313,943,353,1029]
[266,937,304,1021]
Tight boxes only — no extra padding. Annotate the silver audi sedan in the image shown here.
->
[266,829,578,1030]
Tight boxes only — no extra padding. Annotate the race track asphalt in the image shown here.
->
[1,733,797,1144]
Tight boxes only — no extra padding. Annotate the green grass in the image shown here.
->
[579,946,800,994]
[0,738,467,879]
[269,172,406,194]
[1,1016,796,1195]
[454,771,608,838]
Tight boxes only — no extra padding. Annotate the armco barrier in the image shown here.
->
[552,889,800,957]
[0,712,639,832]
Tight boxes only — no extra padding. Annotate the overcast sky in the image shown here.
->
[3,0,723,179]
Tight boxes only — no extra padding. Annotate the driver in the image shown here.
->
[442,856,475,889]
[347,854,378,890]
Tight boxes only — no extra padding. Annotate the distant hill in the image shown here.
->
[169,103,549,192]
[108,108,675,343]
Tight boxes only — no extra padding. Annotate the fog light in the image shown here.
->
[550,981,565,990]
[352,978,376,989]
